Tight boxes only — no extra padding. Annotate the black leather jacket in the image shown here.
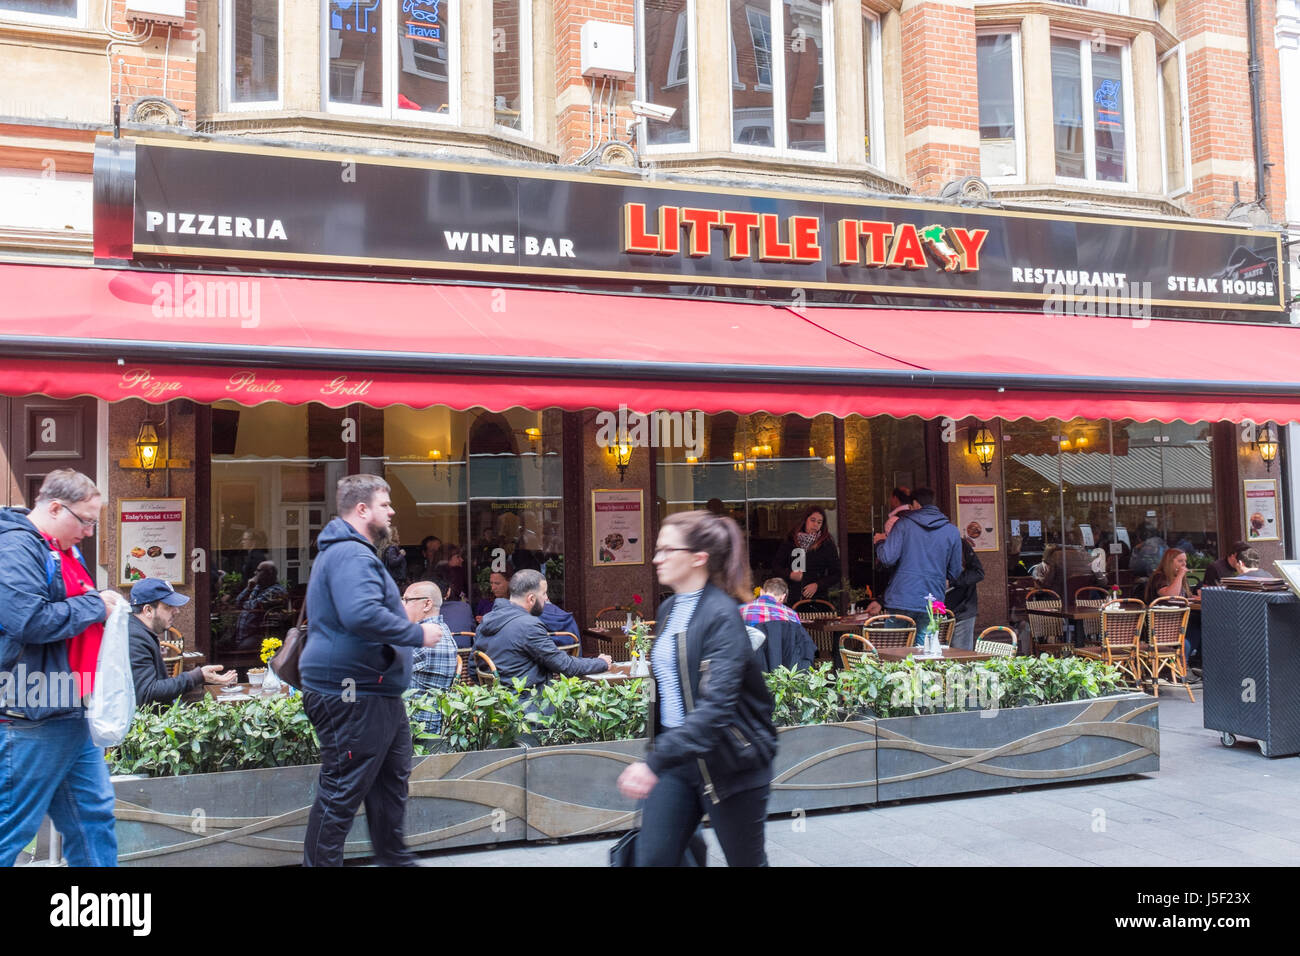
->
[645,584,778,802]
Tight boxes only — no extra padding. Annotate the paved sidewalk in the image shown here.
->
[415,696,1300,866]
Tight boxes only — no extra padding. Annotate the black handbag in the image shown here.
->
[609,827,707,867]
[269,597,308,688]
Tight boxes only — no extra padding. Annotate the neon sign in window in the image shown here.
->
[404,0,440,40]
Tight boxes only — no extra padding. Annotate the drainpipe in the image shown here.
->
[1247,0,1270,206]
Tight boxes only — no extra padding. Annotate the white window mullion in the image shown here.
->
[520,0,533,138]
[822,0,836,161]
[1012,30,1025,183]
[1080,38,1096,181]
[771,0,787,152]
[1121,44,1134,188]
[383,0,396,117]
[1157,48,1169,194]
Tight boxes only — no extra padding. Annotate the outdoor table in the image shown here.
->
[877,646,996,663]
[1025,607,1100,645]
[162,650,206,671]
[583,627,630,661]
[202,682,291,702]
[581,664,639,684]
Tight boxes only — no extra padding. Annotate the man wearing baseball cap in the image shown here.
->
[129,578,233,707]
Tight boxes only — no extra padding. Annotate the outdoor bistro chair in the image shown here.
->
[1024,588,1066,646]
[1074,586,1111,642]
[1073,605,1144,684]
[974,626,1018,657]
[839,633,877,668]
[454,646,475,685]
[593,605,640,629]
[550,631,581,658]
[474,650,499,687]
[592,629,631,662]
[794,598,839,663]
[159,639,184,678]
[862,614,917,650]
[1141,603,1195,701]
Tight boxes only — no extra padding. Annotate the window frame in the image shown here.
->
[862,8,885,170]
[975,27,1025,185]
[636,0,699,154]
[492,0,533,140]
[730,0,837,160]
[321,0,460,125]
[1157,42,1191,198]
[1051,32,1135,190]
[0,0,84,27]
[220,0,285,112]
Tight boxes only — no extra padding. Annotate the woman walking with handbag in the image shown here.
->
[617,510,778,866]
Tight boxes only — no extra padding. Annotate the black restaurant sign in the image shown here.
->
[104,138,1285,313]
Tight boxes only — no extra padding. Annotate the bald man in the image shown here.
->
[403,581,457,737]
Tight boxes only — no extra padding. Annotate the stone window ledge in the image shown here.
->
[641,152,910,197]
[991,182,1191,218]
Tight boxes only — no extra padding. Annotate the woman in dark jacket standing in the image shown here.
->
[617,510,778,866]
[772,505,840,604]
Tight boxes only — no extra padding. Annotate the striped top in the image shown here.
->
[652,588,702,729]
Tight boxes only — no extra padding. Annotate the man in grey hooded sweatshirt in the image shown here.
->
[875,488,964,632]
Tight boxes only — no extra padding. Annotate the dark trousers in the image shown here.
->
[302,691,418,867]
[635,762,770,867]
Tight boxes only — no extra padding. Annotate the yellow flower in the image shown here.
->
[260,637,283,665]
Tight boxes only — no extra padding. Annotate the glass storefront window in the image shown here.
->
[657,412,839,597]
[210,401,350,659]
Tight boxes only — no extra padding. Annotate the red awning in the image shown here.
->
[1,263,1298,423]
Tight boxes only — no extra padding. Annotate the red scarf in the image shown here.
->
[41,532,103,698]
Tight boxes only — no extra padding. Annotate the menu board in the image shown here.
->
[119,498,186,585]
[591,490,644,566]
[1244,479,1280,542]
[955,484,999,552]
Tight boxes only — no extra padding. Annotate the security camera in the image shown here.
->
[630,100,677,123]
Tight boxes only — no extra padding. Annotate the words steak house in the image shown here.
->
[621,202,989,271]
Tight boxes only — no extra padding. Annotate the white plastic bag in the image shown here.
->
[86,603,136,747]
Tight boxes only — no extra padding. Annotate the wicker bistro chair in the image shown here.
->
[839,633,877,669]
[794,598,839,663]
[974,626,1018,657]
[1024,588,1066,646]
[159,639,183,678]
[1074,606,1145,684]
[863,614,917,650]
[1074,586,1111,643]
[1141,604,1194,701]
[593,606,639,629]
[549,631,581,658]
[454,646,476,685]
[592,629,631,662]
[474,650,499,687]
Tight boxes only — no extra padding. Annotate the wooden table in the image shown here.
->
[581,664,640,684]
[202,682,291,702]
[877,646,996,663]
[583,627,631,661]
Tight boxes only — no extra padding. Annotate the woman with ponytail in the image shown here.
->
[616,510,778,866]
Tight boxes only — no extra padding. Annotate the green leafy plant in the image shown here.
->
[530,675,648,745]
[764,663,842,727]
[434,678,532,753]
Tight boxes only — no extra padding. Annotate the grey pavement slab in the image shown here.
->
[414,696,1300,867]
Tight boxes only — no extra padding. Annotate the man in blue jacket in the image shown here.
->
[874,488,964,634]
[298,474,447,867]
[0,469,124,867]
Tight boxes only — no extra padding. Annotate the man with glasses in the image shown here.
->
[401,581,457,738]
[0,469,125,866]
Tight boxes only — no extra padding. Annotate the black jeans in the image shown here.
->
[302,691,418,867]
[635,762,770,867]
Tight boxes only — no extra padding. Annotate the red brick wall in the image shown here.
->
[901,1,980,194]
[108,0,199,125]
[555,0,636,162]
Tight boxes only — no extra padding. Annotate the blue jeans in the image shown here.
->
[0,713,118,867]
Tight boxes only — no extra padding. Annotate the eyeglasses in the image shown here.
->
[402,596,432,603]
[654,547,692,556]
[59,502,98,530]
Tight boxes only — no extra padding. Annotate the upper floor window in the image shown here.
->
[223,0,282,109]
[638,0,696,150]
[493,0,532,137]
[324,0,458,121]
[0,0,82,24]
[976,30,1023,181]
[730,0,834,157]
[1051,35,1132,186]
[863,9,883,168]
[1158,44,1190,196]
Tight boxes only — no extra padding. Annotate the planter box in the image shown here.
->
[108,694,1159,864]
[874,693,1158,803]
[524,738,646,840]
[768,721,877,815]
[112,747,527,866]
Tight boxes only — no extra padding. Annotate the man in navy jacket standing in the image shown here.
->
[299,474,446,866]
